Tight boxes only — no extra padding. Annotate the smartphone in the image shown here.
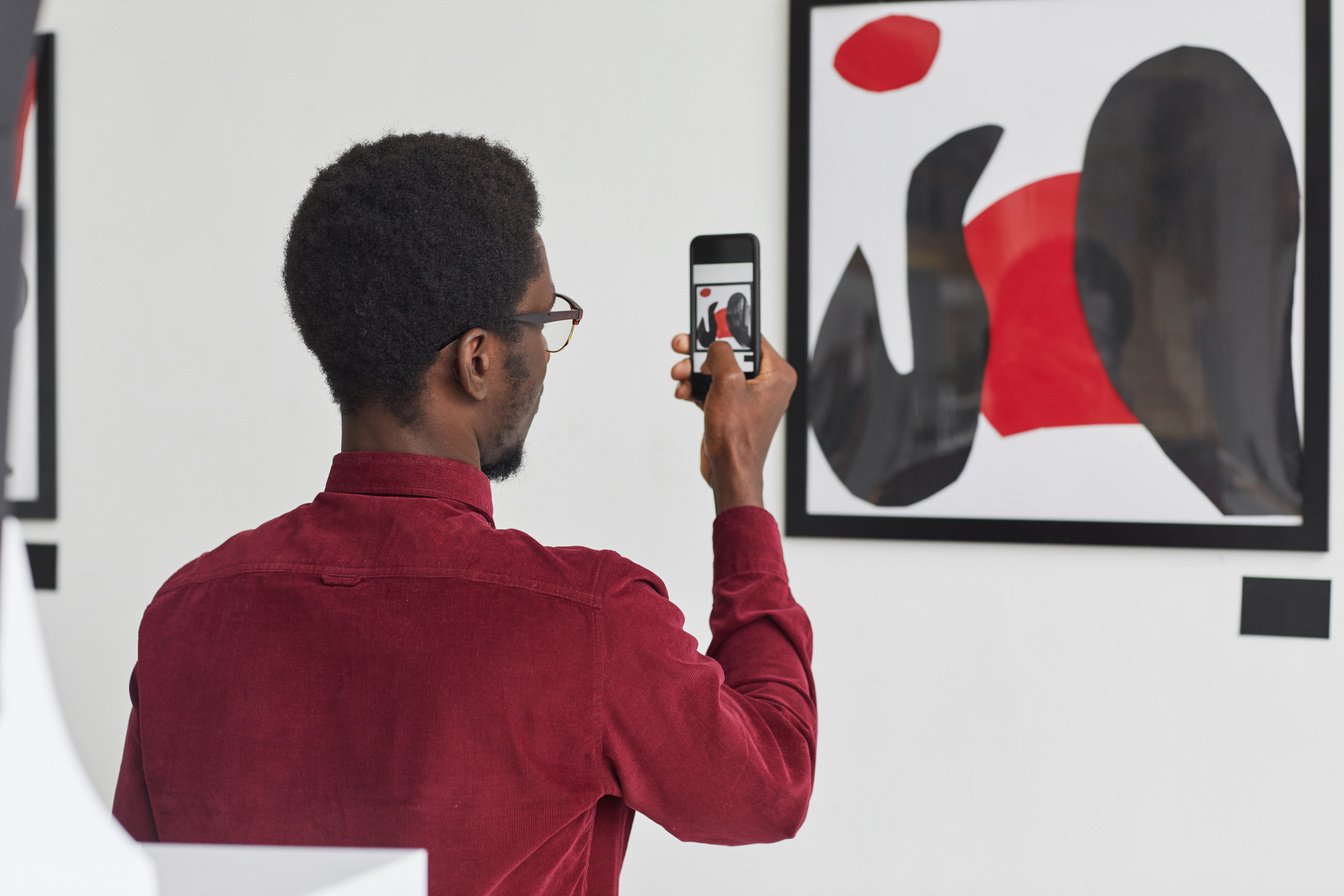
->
[689,233,760,398]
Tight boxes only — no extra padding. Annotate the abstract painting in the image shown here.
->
[5,33,54,520]
[786,0,1329,549]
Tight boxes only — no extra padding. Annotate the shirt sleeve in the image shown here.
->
[598,506,816,845]
[111,665,160,842]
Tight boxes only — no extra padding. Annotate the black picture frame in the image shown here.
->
[786,0,1330,550]
[8,32,55,520]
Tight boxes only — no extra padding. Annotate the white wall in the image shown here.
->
[25,0,1344,893]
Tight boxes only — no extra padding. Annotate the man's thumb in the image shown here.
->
[704,340,742,376]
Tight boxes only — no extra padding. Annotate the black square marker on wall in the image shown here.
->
[26,542,55,591]
[1241,577,1330,639]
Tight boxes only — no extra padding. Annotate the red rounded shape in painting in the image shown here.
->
[700,288,712,298]
[834,15,941,93]
[714,307,731,339]
[963,173,1138,436]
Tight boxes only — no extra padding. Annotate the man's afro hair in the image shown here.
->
[283,132,542,424]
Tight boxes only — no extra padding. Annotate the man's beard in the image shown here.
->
[481,349,535,482]
[481,442,525,482]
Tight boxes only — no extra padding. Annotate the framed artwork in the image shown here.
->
[6,33,55,519]
[786,0,1330,550]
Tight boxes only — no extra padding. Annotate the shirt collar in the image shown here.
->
[324,452,495,524]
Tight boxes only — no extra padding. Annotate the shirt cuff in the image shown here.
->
[712,506,788,581]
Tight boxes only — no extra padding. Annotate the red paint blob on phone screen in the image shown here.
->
[714,307,730,339]
[834,15,940,93]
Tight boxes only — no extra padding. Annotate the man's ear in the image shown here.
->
[451,329,492,402]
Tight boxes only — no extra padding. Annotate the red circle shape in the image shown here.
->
[699,288,711,297]
[834,15,941,93]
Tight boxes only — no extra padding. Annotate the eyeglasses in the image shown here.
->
[436,293,584,355]
[516,293,583,352]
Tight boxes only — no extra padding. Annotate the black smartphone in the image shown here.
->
[689,233,760,399]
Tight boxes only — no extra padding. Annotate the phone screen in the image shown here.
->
[690,262,758,377]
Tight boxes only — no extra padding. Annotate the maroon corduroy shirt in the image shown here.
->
[113,452,817,894]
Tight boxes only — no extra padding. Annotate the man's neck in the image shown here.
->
[340,406,481,469]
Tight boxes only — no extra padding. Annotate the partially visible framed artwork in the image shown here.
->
[786,0,1330,550]
[6,33,55,519]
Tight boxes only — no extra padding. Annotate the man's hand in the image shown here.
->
[670,334,797,514]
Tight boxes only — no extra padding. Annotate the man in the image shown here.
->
[113,133,816,895]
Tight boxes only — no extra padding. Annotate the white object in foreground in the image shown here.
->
[0,516,158,894]
[145,843,426,896]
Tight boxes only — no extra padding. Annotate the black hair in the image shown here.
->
[283,132,542,424]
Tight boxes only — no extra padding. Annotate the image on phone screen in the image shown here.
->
[690,263,757,376]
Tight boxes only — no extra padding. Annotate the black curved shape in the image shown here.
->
[810,125,1002,505]
[1076,47,1303,515]
[726,292,751,346]
[695,301,718,349]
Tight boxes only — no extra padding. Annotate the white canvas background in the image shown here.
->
[807,0,1307,524]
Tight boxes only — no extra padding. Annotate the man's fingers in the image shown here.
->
[674,380,705,408]
[669,332,705,407]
